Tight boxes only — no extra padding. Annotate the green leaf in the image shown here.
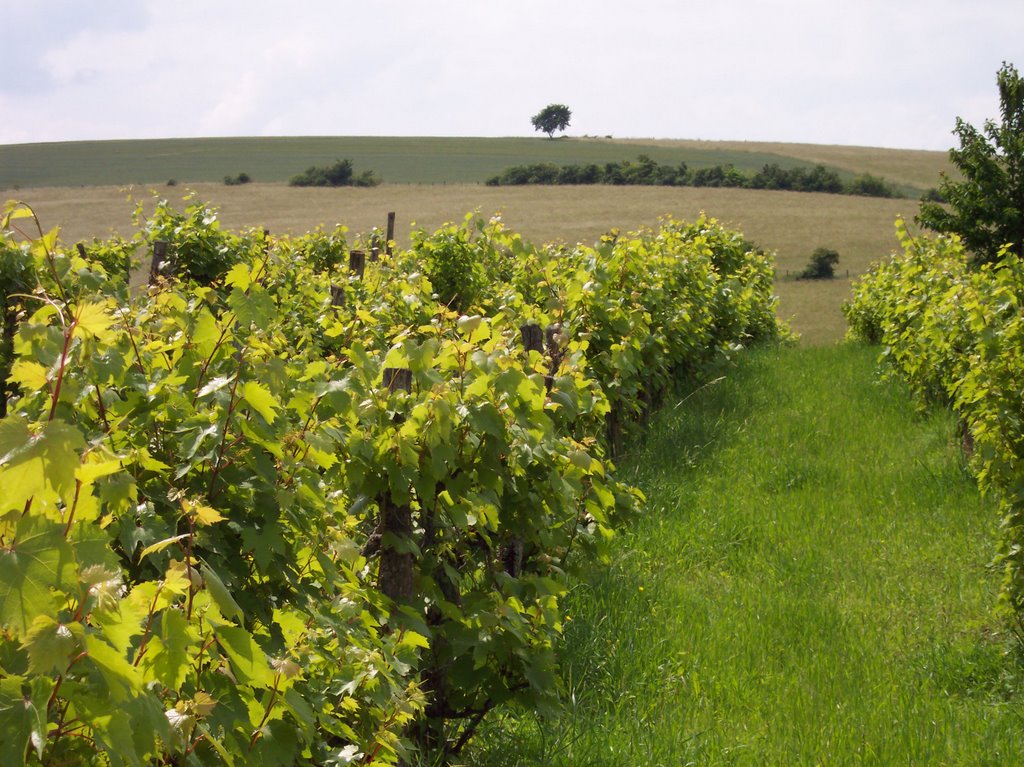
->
[0,418,85,515]
[214,625,273,688]
[468,402,505,438]
[191,307,222,359]
[74,300,115,343]
[0,676,31,766]
[138,533,190,561]
[201,563,244,623]
[398,630,430,650]
[26,676,52,762]
[0,519,75,636]
[0,675,53,765]
[241,381,279,423]
[228,284,275,328]
[282,686,315,730]
[250,718,300,766]
[85,634,143,701]
[7,360,48,391]
[197,375,232,399]
[143,609,191,689]
[21,616,83,674]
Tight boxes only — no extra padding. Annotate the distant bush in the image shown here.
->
[799,247,840,279]
[921,187,947,203]
[223,172,252,186]
[167,178,177,186]
[289,159,380,187]
[846,173,898,198]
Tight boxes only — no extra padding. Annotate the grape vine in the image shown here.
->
[0,197,785,765]
[846,223,1024,622]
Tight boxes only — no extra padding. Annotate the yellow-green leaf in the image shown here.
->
[139,534,190,561]
[74,300,115,343]
[224,262,252,291]
[76,454,123,484]
[241,381,279,423]
[8,360,48,391]
[185,499,225,526]
[21,616,84,674]
[0,418,84,515]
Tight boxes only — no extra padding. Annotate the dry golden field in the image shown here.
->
[8,181,925,345]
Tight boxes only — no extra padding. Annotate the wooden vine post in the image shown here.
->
[386,211,396,257]
[349,249,366,279]
[376,367,415,606]
[149,241,169,285]
[329,284,345,307]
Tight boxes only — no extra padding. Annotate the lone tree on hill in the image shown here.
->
[532,104,572,138]
[917,61,1024,265]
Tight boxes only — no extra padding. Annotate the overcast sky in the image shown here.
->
[3,0,1022,151]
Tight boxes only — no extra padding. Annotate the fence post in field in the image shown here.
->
[349,249,366,279]
[376,366,415,605]
[386,211,396,256]
[149,241,169,285]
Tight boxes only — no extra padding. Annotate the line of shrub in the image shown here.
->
[485,154,904,198]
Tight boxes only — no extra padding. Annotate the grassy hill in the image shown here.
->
[0,136,951,193]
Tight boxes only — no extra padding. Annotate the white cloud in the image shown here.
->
[2,0,1023,148]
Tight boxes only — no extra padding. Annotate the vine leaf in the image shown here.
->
[241,381,279,423]
[8,360,49,391]
[214,625,273,689]
[0,520,75,637]
[0,418,85,515]
[74,300,115,343]
[200,563,244,623]
[0,675,53,764]
[22,615,83,674]
[141,609,191,689]
[85,633,144,700]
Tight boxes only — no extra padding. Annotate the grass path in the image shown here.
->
[472,344,1024,765]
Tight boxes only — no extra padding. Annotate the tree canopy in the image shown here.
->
[917,62,1024,265]
[531,104,571,138]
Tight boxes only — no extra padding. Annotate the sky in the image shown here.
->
[3,0,1023,151]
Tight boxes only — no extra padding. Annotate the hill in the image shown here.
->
[0,136,951,193]
[0,136,955,345]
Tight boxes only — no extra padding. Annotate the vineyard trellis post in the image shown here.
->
[149,240,168,285]
[375,366,415,606]
[349,248,365,279]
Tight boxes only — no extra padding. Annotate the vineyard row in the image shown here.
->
[0,197,785,766]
